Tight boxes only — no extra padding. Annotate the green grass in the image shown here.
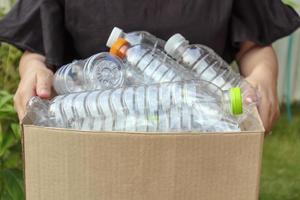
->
[0,43,21,93]
[260,104,300,200]
[0,5,23,197]
[0,91,23,199]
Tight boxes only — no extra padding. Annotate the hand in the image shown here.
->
[236,41,280,134]
[14,51,54,121]
[245,75,280,134]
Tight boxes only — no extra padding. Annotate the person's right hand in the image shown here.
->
[14,51,54,121]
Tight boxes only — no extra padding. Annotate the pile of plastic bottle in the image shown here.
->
[26,27,260,133]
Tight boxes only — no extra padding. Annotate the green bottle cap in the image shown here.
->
[229,87,243,115]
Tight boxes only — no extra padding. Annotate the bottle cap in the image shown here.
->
[106,27,124,48]
[164,33,187,57]
[229,87,243,115]
[109,38,129,59]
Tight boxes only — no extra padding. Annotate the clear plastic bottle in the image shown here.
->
[106,27,166,50]
[26,80,255,131]
[165,34,247,90]
[70,109,241,132]
[109,38,193,83]
[53,52,125,94]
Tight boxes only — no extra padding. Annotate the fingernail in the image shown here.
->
[39,89,47,94]
[38,89,50,98]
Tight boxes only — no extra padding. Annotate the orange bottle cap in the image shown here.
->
[109,38,129,59]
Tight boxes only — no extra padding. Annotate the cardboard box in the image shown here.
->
[22,110,264,200]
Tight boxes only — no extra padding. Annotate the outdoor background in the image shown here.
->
[0,0,299,199]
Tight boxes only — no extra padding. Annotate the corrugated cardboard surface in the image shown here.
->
[22,125,264,200]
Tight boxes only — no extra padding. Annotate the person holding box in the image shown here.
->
[0,0,299,133]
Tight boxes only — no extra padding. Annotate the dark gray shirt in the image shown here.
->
[0,0,299,71]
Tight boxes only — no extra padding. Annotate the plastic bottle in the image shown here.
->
[53,52,125,94]
[26,80,254,131]
[109,38,193,83]
[106,27,166,50]
[70,110,240,132]
[165,34,248,90]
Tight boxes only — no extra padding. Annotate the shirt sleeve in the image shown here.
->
[0,0,72,71]
[230,0,300,48]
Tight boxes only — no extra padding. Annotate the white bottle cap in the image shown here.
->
[106,27,124,48]
[164,33,187,57]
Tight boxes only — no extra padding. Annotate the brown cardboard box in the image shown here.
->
[22,110,264,200]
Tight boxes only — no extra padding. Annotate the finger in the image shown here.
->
[18,107,26,122]
[269,104,280,131]
[14,91,32,121]
[21,92,36,117]
[265,107,273,134]
[13,94,25,121]
[257,97,271,133]
[15,79,36,121]
[274,104,280,121]
[36,71,53,99]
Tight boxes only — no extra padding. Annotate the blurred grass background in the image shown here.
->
[260,104,300,200]
[0,0,299,199]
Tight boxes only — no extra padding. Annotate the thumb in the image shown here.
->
[36,72,53,99]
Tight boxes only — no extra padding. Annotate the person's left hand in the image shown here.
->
[236,41,280,134]
[245,74,280,134]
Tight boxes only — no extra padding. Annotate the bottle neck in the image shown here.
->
[110,44,129,59]
[172,41,189,60]
[119,45,129,58]
[223,90,232,115]
[109,38,130,59]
